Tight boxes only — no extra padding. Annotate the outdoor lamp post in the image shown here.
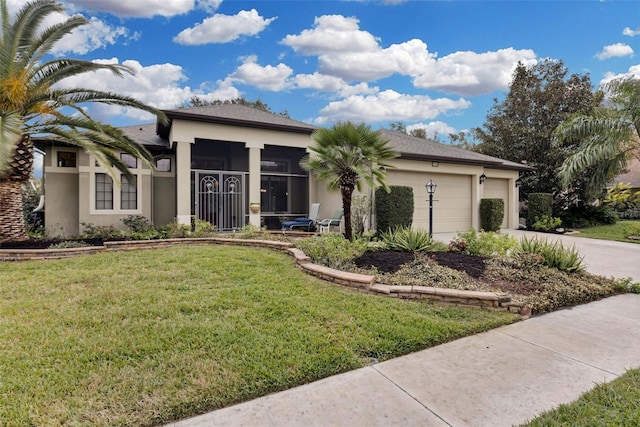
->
[425,179,437,238]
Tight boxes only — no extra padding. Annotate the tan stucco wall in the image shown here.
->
[153,176,176,227]
[44,171,79,236]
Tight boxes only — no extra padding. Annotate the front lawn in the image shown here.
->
[0,246,517,426]
[521,369,640,426]
[574,220,640,243]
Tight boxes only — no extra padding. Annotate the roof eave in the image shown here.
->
[398,152,535,171]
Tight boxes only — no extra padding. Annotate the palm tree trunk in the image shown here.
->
[341,187,354,241]
[0,179,27,242]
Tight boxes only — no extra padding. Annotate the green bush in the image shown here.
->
[162,220,191,238]
[47,240,92,249]
[80,223,127,240]
[527,193,553,228]
[561,204,619,228]
[513,236,584,273]
[532,215,562,232]
[449,229,517,257]
[375,186,414,234]
[294,233,367,269]
[380,226,436,253]
[191,219,217,237]
[480,198,504,232]
[121,215,154,233]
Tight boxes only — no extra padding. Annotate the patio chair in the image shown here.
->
[318,209,343,233]
[281,203,320,232]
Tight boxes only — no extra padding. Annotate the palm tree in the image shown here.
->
[0,0,166,242]
[556,78,640,199]
[300,122,397,241]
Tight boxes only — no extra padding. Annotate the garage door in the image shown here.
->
[483,178,509,229]
[387,171,472,233]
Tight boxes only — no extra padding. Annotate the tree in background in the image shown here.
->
[556,77,640,199]
[186,96,290,118]
[300,122,397,241]
[473,59,602,210]
[0,0,166,241]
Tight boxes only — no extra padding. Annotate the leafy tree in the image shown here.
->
[187,96,291,118]
[300,122,397,241]
[473,59,602,209]
[556,77,640,199]
[448,131,477,150]
[0,0,166,241]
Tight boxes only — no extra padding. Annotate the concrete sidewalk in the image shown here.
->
[169,294,640,427]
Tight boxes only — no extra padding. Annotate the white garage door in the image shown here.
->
[483,178,509,229]
[387,171,472,233]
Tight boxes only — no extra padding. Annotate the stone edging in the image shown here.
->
[0,238,530,318]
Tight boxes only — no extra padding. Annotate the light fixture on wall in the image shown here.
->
[432,161,439,167]
[425,179,437,238]
[479,173,486,184]
[515,178,522,187]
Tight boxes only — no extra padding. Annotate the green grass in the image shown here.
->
[521,369,640,426]
[0,246,517,426]
[575,220,640,243]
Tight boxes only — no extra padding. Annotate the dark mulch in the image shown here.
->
[0,238,111,249]
[354,250,487,278]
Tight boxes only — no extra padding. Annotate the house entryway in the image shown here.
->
[193,171,245,231]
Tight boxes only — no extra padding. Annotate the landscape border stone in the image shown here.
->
[0,237,530,317]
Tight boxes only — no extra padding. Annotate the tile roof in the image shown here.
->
[379,129,533,171]
[160,104,316,136]
[614,157,640,188]
[120,123,169,149]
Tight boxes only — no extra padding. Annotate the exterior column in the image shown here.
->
[508,178,519,229]
[471,173,482,230]
[175,140,193,225]
[247,142,264,227]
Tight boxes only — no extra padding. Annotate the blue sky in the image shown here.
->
[12,0,640,141]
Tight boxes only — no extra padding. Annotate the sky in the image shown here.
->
[8,0,640,142]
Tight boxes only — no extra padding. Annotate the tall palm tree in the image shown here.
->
[556,77,640,199]
[300,122,397,241]
[0,0,166,242]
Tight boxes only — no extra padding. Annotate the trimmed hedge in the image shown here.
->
[375,185,414,233]
[527,193,553,228]
[480,198,504,232]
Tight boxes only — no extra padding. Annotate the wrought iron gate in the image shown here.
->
[194,171,245,231]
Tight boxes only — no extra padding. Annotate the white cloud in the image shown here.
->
[54,58,239,121]
[229,56,293,91]
[61,0,196,18]
[601,64,640,86]
[281,15,380,55]
[407,122,458,140]
[596,43,634,60]
[282,14,537,96]
[174,9,276,45]
[413,48,537,96]
[51,16,136,55]
[196,0,223,13]
[315,90,471,125]
[292,73,379,97]
[623,26,640,37]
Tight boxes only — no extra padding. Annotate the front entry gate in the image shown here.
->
[194,171,245,231]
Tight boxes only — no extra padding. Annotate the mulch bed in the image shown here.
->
[354,250,487,279]
[0,238,112,249]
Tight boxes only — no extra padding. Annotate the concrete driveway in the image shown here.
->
[433,229,640,283]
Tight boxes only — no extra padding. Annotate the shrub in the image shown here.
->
[513,236,584,273]
[617,207,640,220]
[449,229,517,257]
[121,215,154,233]
[294,233,367,269]
[381,226,435,253]
[162,220,191,238]
[375,186,414,234]
[532,215,562,232]
[47,240,92,249]
[80,223,127,240]
[191,219,217,237]
[527,193,553,228]
[561,204,618,228]
[604,182,639,210]
[480,198,504,232]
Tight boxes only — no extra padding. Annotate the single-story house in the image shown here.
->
[36,104,532,237]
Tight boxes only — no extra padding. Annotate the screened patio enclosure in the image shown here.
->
[189,140,308,231]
